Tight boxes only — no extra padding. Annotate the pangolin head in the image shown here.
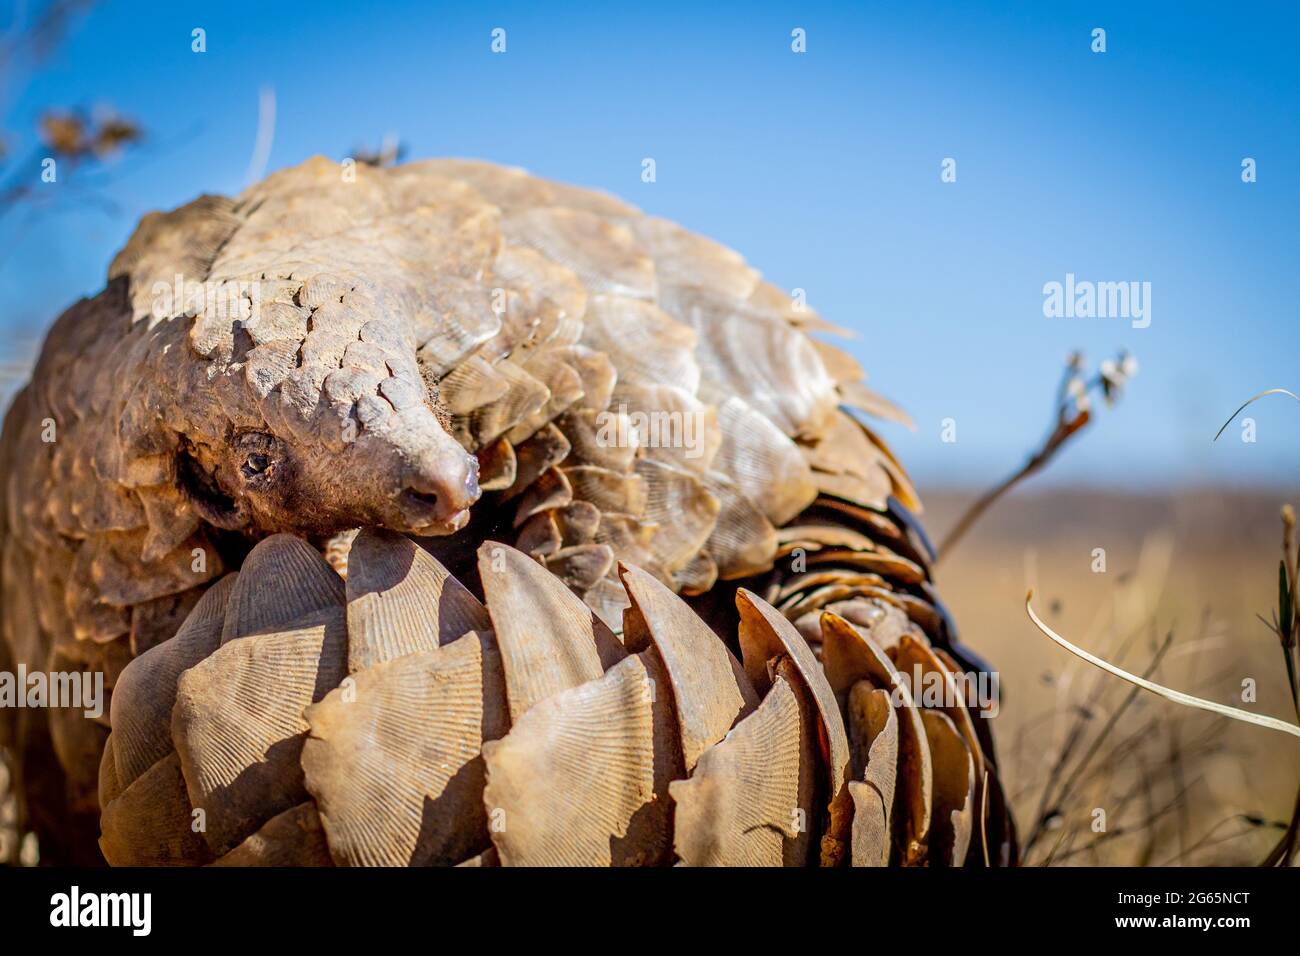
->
[174,386,481,540]
[155,272,483,542]
[109,165,505,552]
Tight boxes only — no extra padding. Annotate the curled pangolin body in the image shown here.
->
[1,157,1013,865]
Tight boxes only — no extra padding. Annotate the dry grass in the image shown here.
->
[926,486,1300,865]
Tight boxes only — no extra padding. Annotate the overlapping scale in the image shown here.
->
[95,535,1006,868]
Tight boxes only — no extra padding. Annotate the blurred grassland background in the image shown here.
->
[929,489,1297,864]
[1,1,1297,863]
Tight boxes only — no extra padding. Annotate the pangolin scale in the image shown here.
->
[0,157,1014,866]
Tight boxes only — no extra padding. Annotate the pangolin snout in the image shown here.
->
[396,453,479,532]
[368,407,483,534]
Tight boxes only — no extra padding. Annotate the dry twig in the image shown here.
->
[937,350,1137,562]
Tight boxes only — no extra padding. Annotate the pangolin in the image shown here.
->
[0,156,1014,866]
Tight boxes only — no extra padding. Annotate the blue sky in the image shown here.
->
[2,0,1297,489]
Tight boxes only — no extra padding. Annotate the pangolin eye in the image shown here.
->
[243,452,272,476]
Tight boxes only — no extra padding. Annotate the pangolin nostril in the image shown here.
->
[401,487,440,509]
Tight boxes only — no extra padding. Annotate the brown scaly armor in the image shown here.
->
[0,157,1014,865]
